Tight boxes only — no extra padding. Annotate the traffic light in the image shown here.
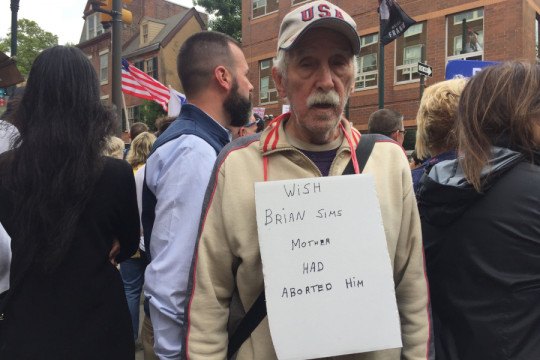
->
[99,0,112,24]
[98,0,133,25]
[120,0,133,25]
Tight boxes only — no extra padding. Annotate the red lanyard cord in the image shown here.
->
[339,122,359,174]
[263,121,359,181]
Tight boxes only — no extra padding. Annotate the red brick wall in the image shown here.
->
[242,0,540,131]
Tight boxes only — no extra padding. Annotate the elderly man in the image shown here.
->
[183,2,430,359]
[368,108,406,145]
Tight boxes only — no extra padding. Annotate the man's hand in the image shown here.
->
[109,239,121,266]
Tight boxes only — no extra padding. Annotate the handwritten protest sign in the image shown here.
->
[254,175,401,359]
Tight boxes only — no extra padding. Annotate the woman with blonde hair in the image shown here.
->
[127,131,157,171]
[417,62,540,359]
[412,78,467,193]
[103,136,126,159]
[122,131,156,349]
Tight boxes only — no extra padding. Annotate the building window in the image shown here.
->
[85,13,104,41]
[134,60,144,71]
[395,22,426,83]
[355,34,378,90]
[447,8,484,61]
[145,57,158,80]
[99,52,109,84]
[292,0,309,5]
[142,24,148,43]
[132,58,158,80]
[259,59,278,104]
[534,14,540,61]
[127,106,141,122]
[253,0,279,19]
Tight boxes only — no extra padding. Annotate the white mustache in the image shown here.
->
[306,90,340,108]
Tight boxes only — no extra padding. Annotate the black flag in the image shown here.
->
[378,0,416,45]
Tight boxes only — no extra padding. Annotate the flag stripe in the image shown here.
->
[121,59,170,110]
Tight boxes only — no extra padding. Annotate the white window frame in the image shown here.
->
[252,0,278,19]
[142,24,149,43]
[453,9,484,25]
[395,45,421,83]
[446,9,484,62]
[452,30,483,56]
[253,0,266,12]
[291,0,310,6]
[99,49,109,85]
[259,76,278,105]
[127,106,140,122]
[259,58,277,104]
[87,14,95,40]
[260,59,271,70]
[260,76,269,102]
[86,13,104,40]
[361,34,378,47]
[404,23,423,37]
[355,53,378,90]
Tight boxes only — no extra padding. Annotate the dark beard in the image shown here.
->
[224,81,252,127]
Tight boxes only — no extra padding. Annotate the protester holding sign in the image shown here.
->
[183,1,430,359]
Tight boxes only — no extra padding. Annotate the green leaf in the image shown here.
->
[0,19,59,77]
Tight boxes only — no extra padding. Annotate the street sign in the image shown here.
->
[418,62,432,77]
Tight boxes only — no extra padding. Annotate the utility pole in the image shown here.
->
[10,0,19,58]
[111,0,123,135]
[89,0,132,135]
[419,44,426,99]
[378,28,385,109]
[9,0,20,97]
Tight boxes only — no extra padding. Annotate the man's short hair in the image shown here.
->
[367,109,404,135]
[177,31,241,98]
[130,122,149,140]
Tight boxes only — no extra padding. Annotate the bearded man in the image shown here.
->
[142,31,253,359]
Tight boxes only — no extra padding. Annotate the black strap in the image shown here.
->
[226,133,383,358]
[227,291,266,359]
[343,133,386,175]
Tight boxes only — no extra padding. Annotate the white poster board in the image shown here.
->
[255,175,401,360]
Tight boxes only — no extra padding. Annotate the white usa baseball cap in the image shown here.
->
[278,0,361,55]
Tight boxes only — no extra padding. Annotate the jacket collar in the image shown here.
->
[258,112,360,155]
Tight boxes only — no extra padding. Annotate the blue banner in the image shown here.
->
[445,60,499,80]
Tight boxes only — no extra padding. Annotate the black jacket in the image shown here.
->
[417,147,540,360]
[0,156,140,360]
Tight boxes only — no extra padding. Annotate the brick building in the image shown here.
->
[77,0,206,132]
[242,0,540,148]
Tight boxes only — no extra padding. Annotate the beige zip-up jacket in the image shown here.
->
[184,116,430,360]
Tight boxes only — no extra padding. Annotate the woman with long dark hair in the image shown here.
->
[418,62,540,359]
[0,46,140,359]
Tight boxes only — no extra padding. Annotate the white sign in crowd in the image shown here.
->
[255,175,402,359]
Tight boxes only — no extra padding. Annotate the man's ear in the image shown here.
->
[272,67,287,99]
[239,127,248,137]
[214,65,233,91]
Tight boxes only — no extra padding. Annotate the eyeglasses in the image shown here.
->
[396,129,407,135]
[246,118,265,132]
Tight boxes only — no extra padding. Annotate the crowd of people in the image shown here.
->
[0,0,539,359]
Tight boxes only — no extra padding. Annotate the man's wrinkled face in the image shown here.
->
[274,28,355,145]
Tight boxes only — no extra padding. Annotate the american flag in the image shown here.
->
[121,58,170,110]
